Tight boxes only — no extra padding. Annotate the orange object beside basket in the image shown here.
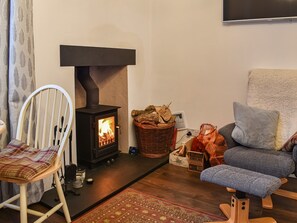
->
[133,120,175,158]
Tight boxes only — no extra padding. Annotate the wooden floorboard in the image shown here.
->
[0,163,297,223]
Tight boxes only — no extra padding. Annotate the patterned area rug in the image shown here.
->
[74,188,224,223]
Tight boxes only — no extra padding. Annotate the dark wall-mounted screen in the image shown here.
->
[223,0,297,22]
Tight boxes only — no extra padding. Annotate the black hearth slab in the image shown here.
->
[40,153,168,219]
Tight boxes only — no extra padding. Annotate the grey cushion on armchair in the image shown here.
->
[219,123,297,178]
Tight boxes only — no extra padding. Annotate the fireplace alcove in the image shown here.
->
[60,45,136,166]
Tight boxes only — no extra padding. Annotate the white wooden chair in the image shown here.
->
[0,85,73,223]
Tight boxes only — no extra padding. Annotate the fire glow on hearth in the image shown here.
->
[98,117,115,147]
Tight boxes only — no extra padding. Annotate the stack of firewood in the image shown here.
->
[131,104,176,127]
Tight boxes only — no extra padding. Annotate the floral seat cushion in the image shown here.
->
[0,139,59,181]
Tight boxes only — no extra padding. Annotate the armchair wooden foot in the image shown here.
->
[262,195,273,209]
[274,188,297,200]
[226,187,236,193]
[262,178,297,209]
[205,195,277,223]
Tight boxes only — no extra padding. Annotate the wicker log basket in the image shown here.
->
[133,120,175,158]
[132,104,176,158]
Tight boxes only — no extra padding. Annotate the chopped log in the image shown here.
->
[177,144,187,157]
[158,105,172,122]
[168,116,176,123]
[144,105,156,112]
[132,103,175,126]
[131,109,145,117]
[158,115,165,124]
[134,111,159,124]
[132,105,156,117]
[155,106,161,113]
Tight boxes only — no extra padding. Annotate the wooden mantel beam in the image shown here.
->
[60,45,136,67]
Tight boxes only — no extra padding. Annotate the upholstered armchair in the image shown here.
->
[220,69,297,209]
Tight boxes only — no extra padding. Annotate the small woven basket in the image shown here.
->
[133,120,175,158]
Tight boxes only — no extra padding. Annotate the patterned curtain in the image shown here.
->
[0,0,43,204]
[0,0,9,148]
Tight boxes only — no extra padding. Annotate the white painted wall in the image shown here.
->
[33,0,153,153]
[150,0,297,129]
[34,0,297,158]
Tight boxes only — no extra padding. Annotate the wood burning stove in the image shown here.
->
[74,66,122,167]
[76,105,120,167]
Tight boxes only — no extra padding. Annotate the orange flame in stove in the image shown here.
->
[98,118,115,147]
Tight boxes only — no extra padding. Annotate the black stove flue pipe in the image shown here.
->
[76,66,99,108]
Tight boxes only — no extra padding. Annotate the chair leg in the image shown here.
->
[262,195,273,209]
[219,203,231,219]
[19,184,28,223]
[54,172,71,223]
[226,187,236,193]
[274,188,297,200]
[272,178,297,200]
[262,178,297,209]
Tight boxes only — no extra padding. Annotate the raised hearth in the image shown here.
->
[40,154,168,219]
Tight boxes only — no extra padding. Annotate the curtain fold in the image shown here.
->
[0,0,9,149]
[0,0,43,204]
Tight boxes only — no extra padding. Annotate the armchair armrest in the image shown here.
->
[292,145,297,163]
[218,123,240,149]
[292,145,297,177]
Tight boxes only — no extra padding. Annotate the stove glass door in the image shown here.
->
[97,116,115,148]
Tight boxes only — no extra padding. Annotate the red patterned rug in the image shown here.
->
[74,188,224,223]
